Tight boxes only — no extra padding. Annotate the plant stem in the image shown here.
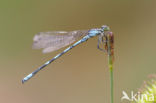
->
[109,56,113,103]
[107,32,114,103]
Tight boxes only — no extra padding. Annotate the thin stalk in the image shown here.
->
[109,55,113,103]
[106,32,114,103]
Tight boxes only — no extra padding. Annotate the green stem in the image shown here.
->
[107,33,114,103]
[109,58,113,103]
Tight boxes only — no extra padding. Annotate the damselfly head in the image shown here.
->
[101,25,110,32]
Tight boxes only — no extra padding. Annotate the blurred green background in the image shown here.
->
[0,0,156,103]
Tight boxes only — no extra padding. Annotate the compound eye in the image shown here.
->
[101,25,110,31]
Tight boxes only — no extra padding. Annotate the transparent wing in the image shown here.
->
[32,30,88,53]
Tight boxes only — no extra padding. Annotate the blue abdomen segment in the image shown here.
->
[88,29,100,37]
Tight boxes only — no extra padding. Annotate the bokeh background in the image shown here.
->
[0,0,156,103]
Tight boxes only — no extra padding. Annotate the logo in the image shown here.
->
[121,91,155,102]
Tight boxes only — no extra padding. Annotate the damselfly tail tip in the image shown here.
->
[22,73,33,84]
[22,77,28,84]
[22,79,25,84]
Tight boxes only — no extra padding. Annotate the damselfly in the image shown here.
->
[22,25,112,83]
